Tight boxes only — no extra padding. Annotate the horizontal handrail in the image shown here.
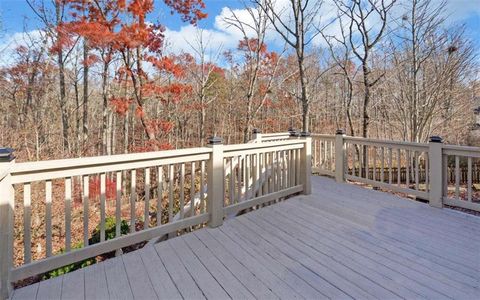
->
[344,136,429,151]
[261,132,291,138]
[311,134,335,139]
[11,148,212,183]
[223,139,304,152]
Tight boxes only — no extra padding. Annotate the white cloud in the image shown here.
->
[0,30,47,67]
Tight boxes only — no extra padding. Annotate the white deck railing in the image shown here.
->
[312,131,480,212]
[2,129,478,299]
[0,134,311,299]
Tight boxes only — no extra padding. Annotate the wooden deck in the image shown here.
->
[12,176,480,300]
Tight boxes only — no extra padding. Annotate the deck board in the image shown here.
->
[61,267,84,300]
[103,256,134,300]
[12,176,480,300]
[154,239,205,300]
[83,260,109,300]
[138,246,182,300]
[122,251,158,299]
[263,203,466,299]
[279,200,479,291]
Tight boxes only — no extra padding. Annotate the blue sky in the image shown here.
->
[1,0,479,61]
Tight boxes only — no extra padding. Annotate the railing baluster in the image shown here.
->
[373,147,377,181]
[255,153,260,197]
[366,145,371,179]
[45,180,52,257]
[229,157,234,206]
[236,157,242,203]
[245,155,250,200]
[296,149,301,186]
[358,145,365,178]
[288,150,294,187]
[24,183,31,263]
[282,150,288,189]
[388,148,393,184]
[190,162,196,216]
[200,161,205,213]
[83,175,90,245]
[268,152,273,194]
[397,149,401,186]
[144,168,150,229]
[274,151,279,192]
[179,163,185,220]
[168,164,174,222]
[322,141,326,169]
[455,156,460,200]
[263,152,268,195]
[157,166,163,225]
[415,152,419,190]
[425,153,429,192]
[130,170,136,233]
[381,147,385,183]
[406,150,410,187]
[100,173,106,242]
[115,171,121,237]
[65,177,72,252]
[468,157,472,202]
[331,141,335,172]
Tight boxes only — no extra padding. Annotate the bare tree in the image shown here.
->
[186,29,221,146]
[254,0,323,132]
[225,4,282,142]
[335,0,396,139]
[385,0,475,143]
[321,15,359,137]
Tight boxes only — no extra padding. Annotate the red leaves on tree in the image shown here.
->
[164,0,207,24]
[110,97,132,115]
[238,38,267,54]
[147,55,186,78]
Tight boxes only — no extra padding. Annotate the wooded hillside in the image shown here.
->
[0,0,478,162]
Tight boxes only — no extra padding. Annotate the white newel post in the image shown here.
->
[300,132,312,195]
[429,136,444,208]
[252,128,262,143]
[207,137,224,228]
[0,148,15,300]
[335,129,346,183]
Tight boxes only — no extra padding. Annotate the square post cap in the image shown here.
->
[207,136,223,145]
[300,132,311,137]
[336,129,346,135]
[0,148,14,162]
[290,130,300,137]
[429,136,443,143]
[252,128,261,134]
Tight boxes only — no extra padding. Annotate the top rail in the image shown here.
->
[11,147,212,184]
[344,136,429,151]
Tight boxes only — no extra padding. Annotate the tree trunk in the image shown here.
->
[56,2,69,152]
[83,41,89,154]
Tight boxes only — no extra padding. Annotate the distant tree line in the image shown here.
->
[0,0,477,162]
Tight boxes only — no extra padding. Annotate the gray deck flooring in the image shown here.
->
[12,176,480,299]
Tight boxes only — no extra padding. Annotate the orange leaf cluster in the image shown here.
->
[110,97,132,115]
[164,0,207,24]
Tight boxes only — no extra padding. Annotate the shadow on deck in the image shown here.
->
[12,176,480,300]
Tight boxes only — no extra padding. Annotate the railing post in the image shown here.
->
[207,137,224,228]
[0,148,15,300]
[289,128,299,138]
[429,136,444,208]
[300,132,312,195]
[252,128,262,143]
[335,129,346,183]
